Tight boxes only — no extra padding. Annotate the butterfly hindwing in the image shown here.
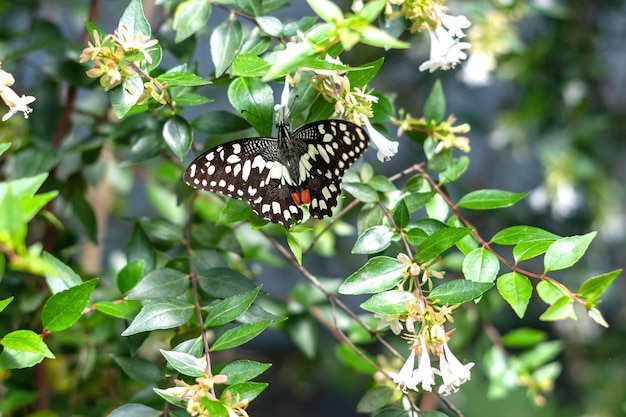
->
[291,120,369,219]
[184,119,369,228]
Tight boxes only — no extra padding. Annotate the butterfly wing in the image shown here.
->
[183,137,304,227]
[292,120,369,219]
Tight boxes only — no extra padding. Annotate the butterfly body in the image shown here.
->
[184,119,369,228]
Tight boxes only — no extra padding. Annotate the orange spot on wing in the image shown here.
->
[300,188,311,204]
[291,189,311,206]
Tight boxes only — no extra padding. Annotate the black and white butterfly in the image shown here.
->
[184,118,369,228]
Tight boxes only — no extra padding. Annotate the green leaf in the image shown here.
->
[70,190,97,243]
[220,360,271,385]
[351,225,395,254]
[360,26,410,49]
[198,267,257,298]
[160,350,206,377]
[122,299,194,336]
[107,403,161,417]
[117,258,145,294]
[125,268,189,300]
[0,142,10,156]
[539,296,574,321]
[126,222,156,272]
[221,381,268,403]
[173,0,212,43]
[120,0,152,37]
[536,280,568,305]
[157,71,211,87]
[496,272,532,318]
[462,248,500,283]
[138,217,185,249]
[211,14,243,77]
[42,278,98,332]
[347,58,384,90]
[513,239,555,262]
[439,156,469,184]
[0,347,45,369]
[0,296,13,313]
[205,287,261,327]
[211,321,271,351]
[111,355,162,382]
[457,189,528,210]
[587,307,608,328]
[43,252,83,294]
[544,232,596,272]
[287,233,303,265]
[231,53,271,77]
[577,269,621,302]
[163,116,193,161]
[94,300,142,319]
[425,192,449,222]
[256,16,283,37]
[428,280,493,304]
[263,41,315,81]
[360,290,414,314]
[217,198,253,226]
[342,182,379,203]
[110,75,144,118]
[227,77,273,136]
[414,227,472,263]
[1,330,54,358]
[423,79,445,123]
[491,225,560,245]
[501,328,547,348]
[191,223,243,255]
[356,385,395,414]
[0,188,26,253]
[306,0,344,21]
[287,315,318,358]
[392,199,410,229]
[192,111,249,134]
[339,256,405,295]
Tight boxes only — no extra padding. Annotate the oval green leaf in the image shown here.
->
[360,290,414,314]
[414,227,472,263]
[544,232,596,272]
[351,225,395,254]
[42,278,98,332]
[496,272,532,318]
[428,280,493,304]
[339,256,405,295]
[457,189,528,210]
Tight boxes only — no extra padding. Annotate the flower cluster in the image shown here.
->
[0,63,35,122]
[383,253,474,396]
[301,55,399,161]
[163,374,250,417]
[374,1,472,72]
[394,111,470,153]
[80,24,162,98]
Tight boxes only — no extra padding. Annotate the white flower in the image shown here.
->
[374,313,403,335]
[274,76,291,123]
[364,118,399,162]
[437,342,474,396]
[434,6,471,39]
[1,85,35,121]
[410,337,436,392]
[419,26,471,73]
[458,52,495,87]
[390,349,416,393]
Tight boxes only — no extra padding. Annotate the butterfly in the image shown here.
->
[184,118,369,228]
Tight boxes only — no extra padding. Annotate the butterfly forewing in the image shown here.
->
[184,119,369,228]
